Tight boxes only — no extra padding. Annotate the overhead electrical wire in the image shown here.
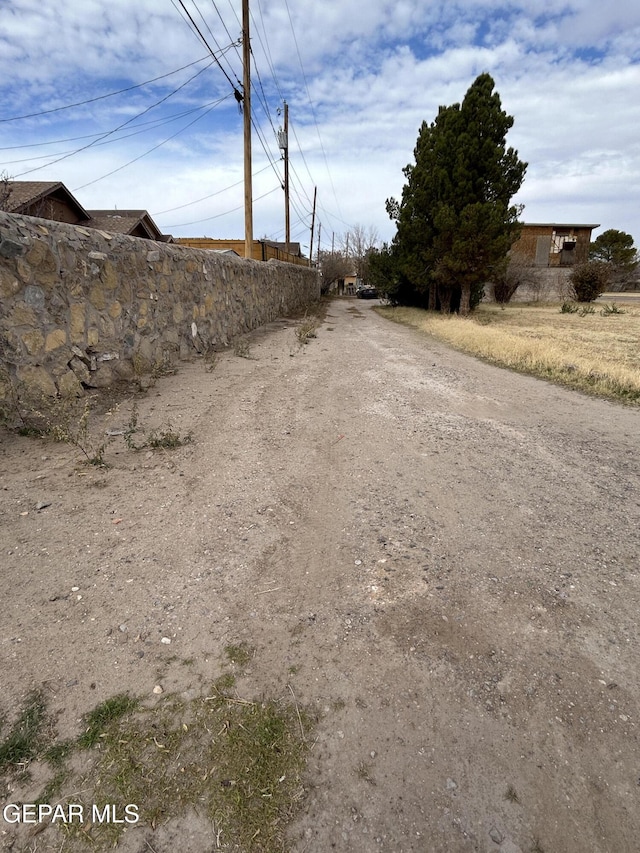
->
[211,0,243,57]
[189,0,242,89]
[163,184,281,229]
[0,55,212,124]
[0,97,233,154]
[12,60,215,178]
[253,0,285,103]
[152,162,274,216]
[5,0,339,242]
[172,0,242,100]
[2,1,351,243]
[174,0,327,240]
[0,94,237,167]
[73,93,234,191]
[282,0,343,222]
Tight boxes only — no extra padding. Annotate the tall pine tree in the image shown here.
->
[387,74,527,314]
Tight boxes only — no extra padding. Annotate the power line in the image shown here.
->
[190,0,242,87]
[212,0,243,56]
[73,93,233,191]
[0,55,212,123]
[282,0,343,220]
[162,184,280,229]
[0,91,237,165]
[12,61,215,178]
[173,0,242,100]
[152,162,274,215]
[253,0,285,103]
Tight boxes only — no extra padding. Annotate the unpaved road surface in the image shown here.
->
[2,297,640,852]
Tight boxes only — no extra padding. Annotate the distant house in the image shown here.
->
[0,180,90,225]
[336,274,361,295]
[85,210,168,241]
[175,237,307,266]
[510,223,599,267]
[263,240,303,258]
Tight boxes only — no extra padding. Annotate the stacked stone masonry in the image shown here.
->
[0,211,320,399]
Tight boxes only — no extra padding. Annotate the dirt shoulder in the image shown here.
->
[1,297,639,852]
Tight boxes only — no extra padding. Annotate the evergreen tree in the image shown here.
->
[589,229,638,290]
[387,74,527,314]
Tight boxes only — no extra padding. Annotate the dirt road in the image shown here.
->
[2,297,639,852]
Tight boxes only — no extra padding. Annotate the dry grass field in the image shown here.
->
[376,300,640,404]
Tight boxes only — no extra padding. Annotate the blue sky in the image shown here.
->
[1,0,639,252]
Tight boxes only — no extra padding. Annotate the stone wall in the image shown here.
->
[0,211,320,400]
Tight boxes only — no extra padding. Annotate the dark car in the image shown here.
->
[356,286,378,299]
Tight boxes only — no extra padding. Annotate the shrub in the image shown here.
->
[569,261,611,302]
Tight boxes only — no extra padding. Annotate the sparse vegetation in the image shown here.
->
[145,423,193,449]
[224,642,254,667]
[0,689,50,771]
[233,336,253,358]
[578,304,596,316]
[355,761,376,785]
[48,397,108,466]
[0,384,109,466]
[1,388,192,464]
[77,693,139,749]
[600,302,626,315]
[1,670,315,852]
[295,315,319,345]
[123,402,192,451]
[376,302,640,403]
[505,784,520,803]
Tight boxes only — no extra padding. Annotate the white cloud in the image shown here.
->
[1,0,639,247]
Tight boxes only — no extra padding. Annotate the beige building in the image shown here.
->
[176,238,308,266]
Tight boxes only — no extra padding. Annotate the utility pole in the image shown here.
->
[309,186,317,267]
[317,221,321,266]
[277,102,290,253]
[242,0,253,259]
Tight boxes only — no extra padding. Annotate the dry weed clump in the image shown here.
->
[377,303,640,403]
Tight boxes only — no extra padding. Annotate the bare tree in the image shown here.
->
[492,256,536,303]
[341,224,380,285]
[0,171,13,210]
[318,250,351,294]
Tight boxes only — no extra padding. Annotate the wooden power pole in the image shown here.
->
[242,0,253,259]
[309,186,317,267]
[281,102,290,252]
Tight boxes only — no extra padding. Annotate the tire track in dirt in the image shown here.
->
[1,297,639,852]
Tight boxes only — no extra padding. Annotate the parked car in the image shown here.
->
[356,285,378,299]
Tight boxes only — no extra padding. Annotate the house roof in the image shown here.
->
[84,210,164,240]
[520,222,600,229]
[264,240,302,256]
[1,180,90,220]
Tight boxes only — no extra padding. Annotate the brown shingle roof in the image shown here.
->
[84,210,164,240]
[1,181,90,220]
